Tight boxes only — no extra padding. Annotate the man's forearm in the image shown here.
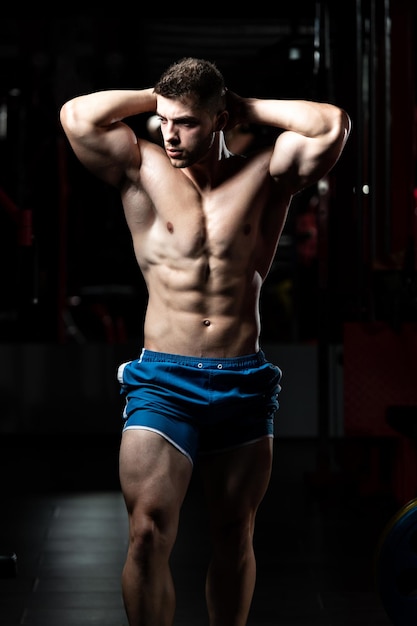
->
[61,88,157,130]
[242,97,349,140]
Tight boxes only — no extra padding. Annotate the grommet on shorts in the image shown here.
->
[198,363,203,368]
[217,363,223,369]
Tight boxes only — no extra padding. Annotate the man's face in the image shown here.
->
[156,95,217,168]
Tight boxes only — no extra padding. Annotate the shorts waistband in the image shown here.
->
[138,348,267,369]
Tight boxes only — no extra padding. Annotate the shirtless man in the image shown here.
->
[60,57,351,626]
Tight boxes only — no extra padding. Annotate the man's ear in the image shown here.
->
[215,110,229,132]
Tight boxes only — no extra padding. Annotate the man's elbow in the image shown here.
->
[59,100,75,134]
[60,100,90,139]
[337,108,352,146]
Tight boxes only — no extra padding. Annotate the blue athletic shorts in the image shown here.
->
[117,348,282,465]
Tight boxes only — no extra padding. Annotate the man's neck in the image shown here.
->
[217,130,233,160]
[183,132,232,190]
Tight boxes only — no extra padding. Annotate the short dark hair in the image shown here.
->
[153,57,226,113]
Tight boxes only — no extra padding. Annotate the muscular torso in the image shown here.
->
[122,138,291,358]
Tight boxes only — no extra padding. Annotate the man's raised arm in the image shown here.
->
[59,88,157,186]
[225,91,351,194]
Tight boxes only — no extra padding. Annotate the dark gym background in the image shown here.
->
[0,3,416,625]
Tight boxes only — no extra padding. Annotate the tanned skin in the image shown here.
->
[60,57,351,626]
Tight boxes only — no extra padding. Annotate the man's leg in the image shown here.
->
[119,429,193,626]
[199,437,273,626]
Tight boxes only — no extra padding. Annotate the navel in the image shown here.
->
[167,221,174,233]
[203,319,211,326]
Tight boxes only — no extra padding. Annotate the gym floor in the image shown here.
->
[0,434,405,625]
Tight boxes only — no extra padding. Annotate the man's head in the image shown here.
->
[153,58,228,168]
[154,57,226,116]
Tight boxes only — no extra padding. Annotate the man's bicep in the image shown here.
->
[269,131,306,191]
[270,131,338,193]
[72,122,141,187]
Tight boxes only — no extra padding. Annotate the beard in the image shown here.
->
[166,131,216,168]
